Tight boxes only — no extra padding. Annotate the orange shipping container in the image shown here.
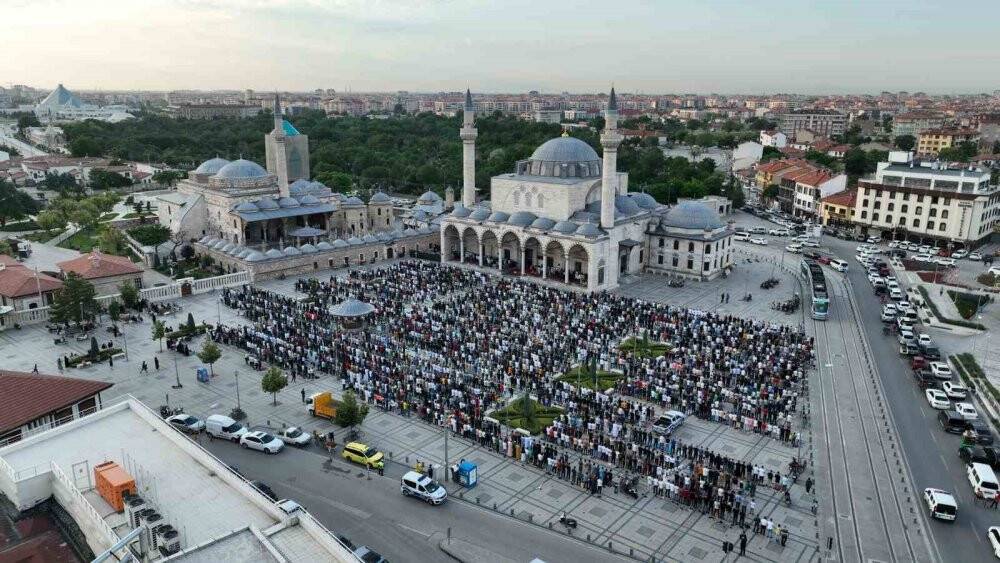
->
[94,461,136,512]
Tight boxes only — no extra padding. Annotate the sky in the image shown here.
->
[5,0,1000,95]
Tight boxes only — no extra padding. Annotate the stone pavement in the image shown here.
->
[0,260,822,563]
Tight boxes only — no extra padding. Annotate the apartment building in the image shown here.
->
[819,189,857,227]
[779,109,847,139]
[754,159,845,217]
[892,111,947,138]
[916,128,981,157]
[759,130,787,148]
[852,152,1000,246]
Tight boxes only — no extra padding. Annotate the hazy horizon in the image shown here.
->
[6,0,1000,95]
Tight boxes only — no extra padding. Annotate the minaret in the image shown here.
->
[460,88,477,208]
[271,93,290,197]
[600,87,622,229]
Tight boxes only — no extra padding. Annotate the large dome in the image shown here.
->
[194,157,230,175]
[660,201,725,231]
[530,137,600,163]
[215,159,268,180]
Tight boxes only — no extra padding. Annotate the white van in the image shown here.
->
[206,414,248,442]
[734,232,751,242]
[967,462,1000,498]
[830,259,848,273]
[923,488,957,521]
[400,471,448,505]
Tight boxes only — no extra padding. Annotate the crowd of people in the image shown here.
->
[216,260,814,533]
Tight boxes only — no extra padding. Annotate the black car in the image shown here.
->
[250,480,278,501]
[888,249,907,258]
[939,410,967,434]
[967,419,995,445]
[921,346,942,361]
[959,445,1000,469]
[803,251,822,260]
[913,370,936,389]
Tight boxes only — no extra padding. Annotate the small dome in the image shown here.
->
[631,193,659,209]
[615,195,642,216]
[332,239,349,248]
[245,251,265,262]
[487,211,510,223]
[660,201,725,231]
[194,157,230,175]
[256,197,279,210]
[236,248,253,258]
[288,179,312,195]
[264,249,284,259]
[220,243,237,254]
[315,241,333,250]
[283,246,301,256]
[299,194,320,206]
[278,197,300,208]
[403,228,418,236]
[202,237,219,246]
[344,196,364,206]
[530,217,557,230]
[361,234,378,244]
[299,243,317,253]
[508,211,537,227]
[417,191,442,204]
[214,158,268,179]
[212,240,228,250]
[346,236,363,245]
[330,298,376,318]
[234,201,259,213]
[576,223,603,237]
[451,204,472,218]
[469,209,491,221]
[379,231,396,242]
[369,191,392,204]
[553,220,579,234]
[197,235,211,244]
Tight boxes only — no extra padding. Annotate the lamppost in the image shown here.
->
[172,357,183,389]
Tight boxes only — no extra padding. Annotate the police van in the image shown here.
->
[401,471,448,505]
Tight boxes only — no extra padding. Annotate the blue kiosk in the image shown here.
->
[454,459,478,488]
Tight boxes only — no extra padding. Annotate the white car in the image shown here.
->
[768,228,789,236]
[924,488,958,521]
[277,426,312,446]
[750,237,768,245]
[917,334,933,348]
[785,244,803,253]
[889,287,903,300]
[802,239,820,248]
[935,257,956,268]
[925,389,951,410]
[166,414,205,434]
[930,362,953,379]
[868,273,883,285]
[969,252,983,261]
[954,402,979,420]
[888,241,900,249]
[898,299,912,312]
[240,431,284,454]
[942,381,968,400]
[734,232,751,241]
[867,236,882,244]
[913,253,934,263]
[898,329,915,346]
[880,305,897,322]
[918,245,932,254]
[951,249,967,259]
[989,526,1000,559]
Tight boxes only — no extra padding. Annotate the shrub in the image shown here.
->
[947,290,991,320]
[127,224,170,246]
[918,286,986,330]
[0,220,39,232]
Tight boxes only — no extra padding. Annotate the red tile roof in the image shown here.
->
[0,264,63,298]
[821,189,857,207]
[0,371,112,433]
[58,250,141,279]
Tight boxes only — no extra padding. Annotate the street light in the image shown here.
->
[172,357,183,389]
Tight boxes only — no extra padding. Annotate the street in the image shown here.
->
[200,436,633,563]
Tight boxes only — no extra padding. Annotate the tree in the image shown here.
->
[0,239,13,257]
[762,184,779,201]
[937,141,978,163]
[760,146,783,162]
[35,210,65,233]
[186,312,196,332]
[843,148,873,177]
[151,320,166,352]
[0,180,40,227]
[108,301,121,323]
[152,170,184,187]
[16,113,40,134]
[89,336,99,360]
[41,172,79,192]
[89,169,131,190]
[68,136,102,157]
[97,226,128,255]
[261,366,288,405]
[197,341,222,376]
[71,200,101,230]
[119,282,140,310]
[180,245,195,260]
[49,272,98,326]
[335,390,369,428]
[127,224,170,246]
[894,135,916,151]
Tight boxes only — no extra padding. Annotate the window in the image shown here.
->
[673,240,679,250]
[927,221,935,230]
[941,210,949,219]
[874,201,881,209]
[887,203,894,211]
[703,262,710,271]
[912,219,920,228]
[686,258,693,270]
[688,242,694,252]
[885,215,892,224]
[932,196,939,204]
[939,223,946,232]
[898,216,905,225]
[658,238,665,248]
[658,255,664,265]
[860,211,867,219]
[917,194,924,202]
[705,244,712,255]
[872,213,880,222]
[901,204,908,213]
[513,192,520,206]
[377,208,382,216]
[915,206,922,215]
[929,209,937,217]
[672,257,678,267]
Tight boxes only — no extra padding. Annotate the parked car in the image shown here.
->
[240,431,284,454]
[352,546,388,563]
[968,419,995,445]
[342,441,385,469]
[969,252,983,261]
[954,402,979,420]
[925,389,951,410]
[802,239,820,248]
[166,414,205,434]
[276,426,312,446]
[929,362,953,380]
[785,244,803,254]
[206,414,248,442]
[923,488,958,521]
[939,410,968,434]
[989,526,1000,558]
[935,257,956,268]
[881,304,897,322]
[951,249,968,259]
[734,232,751,241]
[959,445,1000,470]
[818,256,833,265]
[913,369,936,389]
[652,410,686,435]
[750,237,768,245]
[921,346,942,361]
[942,381,967,400]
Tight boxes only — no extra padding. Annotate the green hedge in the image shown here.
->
[0,220,39,232]
[619,337,671,359]
[491,397,563,435]
[951,354,1000,427]
[67,348,123,368]
[918,286,986,330]
[948,290,992,320]
[166,323,212,340]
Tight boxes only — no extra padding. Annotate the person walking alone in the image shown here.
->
[805,477,814,494]
[739,531,747,556]
[154,356,159,370]
[140,361,149,374]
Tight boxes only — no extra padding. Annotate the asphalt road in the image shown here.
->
[815,232,996,562]
[201,437,632,563]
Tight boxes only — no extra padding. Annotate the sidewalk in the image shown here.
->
[439,538,519,563]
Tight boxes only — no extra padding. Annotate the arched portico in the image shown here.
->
[481,230,499,268]
[523,237,543,277]
[544,240,566,282]
[461,227,479,264]
[500,231,522,275]
[567,244,590,287]
[443,224,461,261]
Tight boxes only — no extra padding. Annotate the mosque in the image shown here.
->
[440,89,734,291]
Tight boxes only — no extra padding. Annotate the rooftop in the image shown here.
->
[0,398,356,562]
[57,251,142,279]
[0,370,112,434]
[821,189,857,208]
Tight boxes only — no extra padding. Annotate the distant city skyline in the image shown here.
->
[5,0,1000,95]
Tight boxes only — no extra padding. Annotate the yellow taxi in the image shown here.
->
[341,442,385,470]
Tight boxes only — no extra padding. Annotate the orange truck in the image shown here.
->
[307,392,339,420]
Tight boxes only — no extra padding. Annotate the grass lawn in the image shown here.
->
[557,365,623,390]
[98,213,118,223]
[122,212,155,219]
[0,220,39,232]
[948,290,991,320]
[24,229,63,243]
[491,397,563,435]
[57,226,99,252]
[619,337,671,359]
